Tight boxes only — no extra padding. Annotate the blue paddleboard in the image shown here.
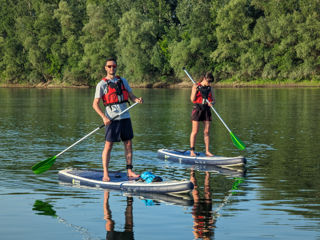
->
[58,168,193,194]
[157,149,246,166]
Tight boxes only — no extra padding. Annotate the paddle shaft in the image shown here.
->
[183,68,232,134]
[56,102,139,158]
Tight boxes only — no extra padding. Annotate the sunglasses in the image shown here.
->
[106,65,117,68]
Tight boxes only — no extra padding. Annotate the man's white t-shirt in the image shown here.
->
[94,77,132,120]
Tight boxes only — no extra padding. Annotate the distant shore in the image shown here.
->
[1,80,320,88]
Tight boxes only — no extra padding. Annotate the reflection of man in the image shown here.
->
[190,170,215,239]
[104,191,134,240]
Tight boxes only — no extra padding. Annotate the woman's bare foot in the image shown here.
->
[190,151,197,157]
[103,174,110,182]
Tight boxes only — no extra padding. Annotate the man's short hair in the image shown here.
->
[106,57,117,64]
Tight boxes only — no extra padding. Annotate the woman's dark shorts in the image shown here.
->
[105,118,134,142]
[191,104,212,122]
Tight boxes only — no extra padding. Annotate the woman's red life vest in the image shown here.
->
[101,76,129,106]
[193,83,213,104]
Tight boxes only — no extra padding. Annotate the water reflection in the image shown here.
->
[33,200,57,217]
[32,200,97,239]
[191,164,246,178]
[103,190,195,239]
[31,170,245,240]
[104,191,134,240]
[189,169,245,240]
[190,170,215,239]
[5,87,320,239]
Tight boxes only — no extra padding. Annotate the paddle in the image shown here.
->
[183,67,246,150]
[32,102,139,174]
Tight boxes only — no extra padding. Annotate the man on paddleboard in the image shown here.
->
[93,57,143,181]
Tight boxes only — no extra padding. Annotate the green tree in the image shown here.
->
[1,0,320,85]
[80,1,121,85]
[295,2,320,80]
[0,0,27,83]
[169,0,217,80]
[116,8,158,83]
[250,0,320,81]
[211,0,259,80]
[54,0,86,84]
[116,0,176,80]
[15,1,61,83]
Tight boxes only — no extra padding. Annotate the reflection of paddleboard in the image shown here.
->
[58,168,193,194]
[127,192,194,206]
[158,149,246,167]
[191,164,246,178]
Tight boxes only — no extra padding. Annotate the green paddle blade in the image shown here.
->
[32,155,57,174]
[230,132,246,150]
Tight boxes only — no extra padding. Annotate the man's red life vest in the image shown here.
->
[101,76,129,106]
[193,83,213,104]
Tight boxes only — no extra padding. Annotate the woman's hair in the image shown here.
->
[204,72,214,82]
[198,72,214,83]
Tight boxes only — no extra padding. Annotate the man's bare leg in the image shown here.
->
[124,140,140,178]
[102,141,113,181]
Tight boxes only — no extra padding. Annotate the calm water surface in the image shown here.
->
[0,87,320,240]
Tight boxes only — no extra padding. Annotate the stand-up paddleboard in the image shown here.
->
[158,149,246,167]
[58,168,193,195]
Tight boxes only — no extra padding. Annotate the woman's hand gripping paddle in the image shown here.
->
[183,67,246,150]
[31,102,139,174]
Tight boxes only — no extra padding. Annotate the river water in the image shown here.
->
[0,87,319,240]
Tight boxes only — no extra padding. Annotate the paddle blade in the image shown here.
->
[230,132,246,150]
[32,155,57,174]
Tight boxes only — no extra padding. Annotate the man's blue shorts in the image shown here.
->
[105,118,134,142]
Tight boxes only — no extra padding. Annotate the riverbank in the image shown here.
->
[1,80,320,88]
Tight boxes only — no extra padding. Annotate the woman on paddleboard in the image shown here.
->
[190,72,215,157]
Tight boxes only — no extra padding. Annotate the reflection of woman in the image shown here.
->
[190,170,215,239]
[104,191,134,240]
[190,72,215,157]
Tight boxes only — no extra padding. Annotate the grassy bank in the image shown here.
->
[1,79,320,88]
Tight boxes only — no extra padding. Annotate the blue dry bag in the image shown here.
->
[140,171,162,183]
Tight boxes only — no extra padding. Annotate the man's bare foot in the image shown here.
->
[127,170,140,179]
[206,152,214,157]
[190,151,197,157]
[103,175,110,182]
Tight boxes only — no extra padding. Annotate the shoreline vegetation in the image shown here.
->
[1,80,320,89]
[1,1,320,87]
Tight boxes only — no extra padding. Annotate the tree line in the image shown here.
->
[0,0,319,86]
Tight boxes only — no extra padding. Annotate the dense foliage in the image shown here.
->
[1,0,319,85]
